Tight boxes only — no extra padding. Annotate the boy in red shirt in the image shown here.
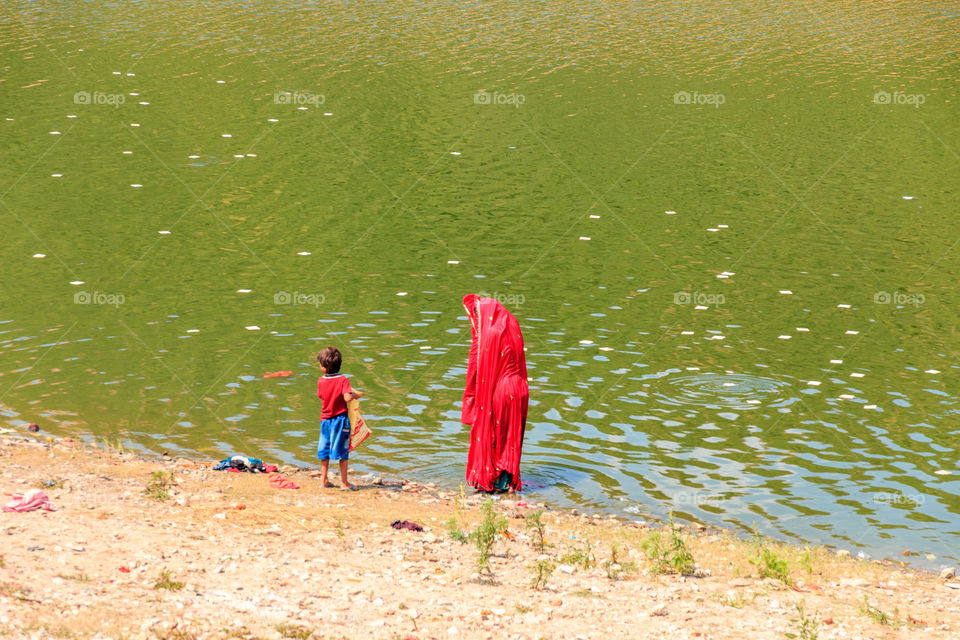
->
[316,346,363,489]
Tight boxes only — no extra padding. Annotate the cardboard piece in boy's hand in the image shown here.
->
[347,398,371,451]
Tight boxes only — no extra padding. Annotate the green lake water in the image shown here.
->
[1,0,958,567]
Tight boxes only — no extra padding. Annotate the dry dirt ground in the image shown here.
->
[0,435,957,640]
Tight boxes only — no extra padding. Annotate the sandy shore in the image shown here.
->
[0,434,957,640]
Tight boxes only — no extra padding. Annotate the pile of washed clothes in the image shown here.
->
[212,455,278,473]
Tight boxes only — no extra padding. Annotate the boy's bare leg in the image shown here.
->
[319,459,330,487]
[338,459,352,489]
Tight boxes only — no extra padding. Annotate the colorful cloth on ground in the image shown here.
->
[2,488,56,512]
[461,294,529,492]
[212,455,267,472]
[317,373,353,421]
[317,412,351,461]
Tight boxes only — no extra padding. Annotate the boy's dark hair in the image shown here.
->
[317,346,342,374]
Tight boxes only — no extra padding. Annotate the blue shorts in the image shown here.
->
[317,412,350,461]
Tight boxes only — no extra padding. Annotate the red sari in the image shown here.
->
[461,294,529,492]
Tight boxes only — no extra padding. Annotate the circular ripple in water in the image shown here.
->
[651,373,791,411]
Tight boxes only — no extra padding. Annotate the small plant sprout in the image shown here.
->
[750,525,793,587]
[524,509,548,553]
[472,498,508,575]
[143,471,176,501]
[530,559,555,590]
[642,516,697,576]
[786,601,821,639]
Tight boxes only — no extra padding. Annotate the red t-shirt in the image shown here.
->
[317,374,352,420]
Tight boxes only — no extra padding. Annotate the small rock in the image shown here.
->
[940,567,956,580]
[836,549,850,558]
[558,564,575,574]
[650,603,668,617]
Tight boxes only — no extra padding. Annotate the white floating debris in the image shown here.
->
[130,123,140,127]
[722,382,736,387]
[598,347,613,352]
[297,251,311,256]
[233,154,244,158]
[902,195,915,200]
[112,71,121,75]
[694,305,709,310]
[924,369,940,374]
[779,290,792,295]
[268,118,279,122]
[50,131,61,135]
[126,73,135,77]
[450,151,461,156]
[245,325,260,331]
[129,92,139,96]
[717,274,728,279]
[796,327,809,332]
[708,335,725,340]
[236,289,251,293]
[850,372,865,378]
[246,153,256,157]
[139,101,149,106]
[122,150,133,155]
[839,394,855,399]
[323,113,333,116]
[830,359,843,364]
[707,228,719,232]
[158,230,170,235]
[66,115,76,118]
[216,80,226,84]
[845,330,859,335]
[934,470,951,476]
[864,404,877,410]
[680,331,694,335]
[396,292,408,296]
[579,340,593,345]
[69,281,84,285]
[807,381,821,386]
[188,155,200,159]
[297,106,308,111]
[589,215,600,219]
[419,346,430,350]
[778,335,791,340]
[447,260,459,264]
[51,173,62,178]
[717,224,728,229]
[186,329,199,333]
[33,253,45,258]
[685,366,700,370]
[221,134,232,138]
[837,303,851,309]
[579,236,591,241]
[665,210,676,215]
[130,183,143,188]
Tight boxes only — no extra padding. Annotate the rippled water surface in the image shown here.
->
[1,0,959,567]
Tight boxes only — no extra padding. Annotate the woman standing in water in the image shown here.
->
[461,294,529,493]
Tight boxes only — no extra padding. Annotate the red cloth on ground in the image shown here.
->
[2,488,56,512]
[317,374,352,420]
[461,294,529,492]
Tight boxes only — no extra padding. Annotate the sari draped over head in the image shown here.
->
[461,294,529,492]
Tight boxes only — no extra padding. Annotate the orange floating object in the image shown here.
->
[263,371,292,378]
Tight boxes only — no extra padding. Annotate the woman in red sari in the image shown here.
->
[461,294,529,492]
